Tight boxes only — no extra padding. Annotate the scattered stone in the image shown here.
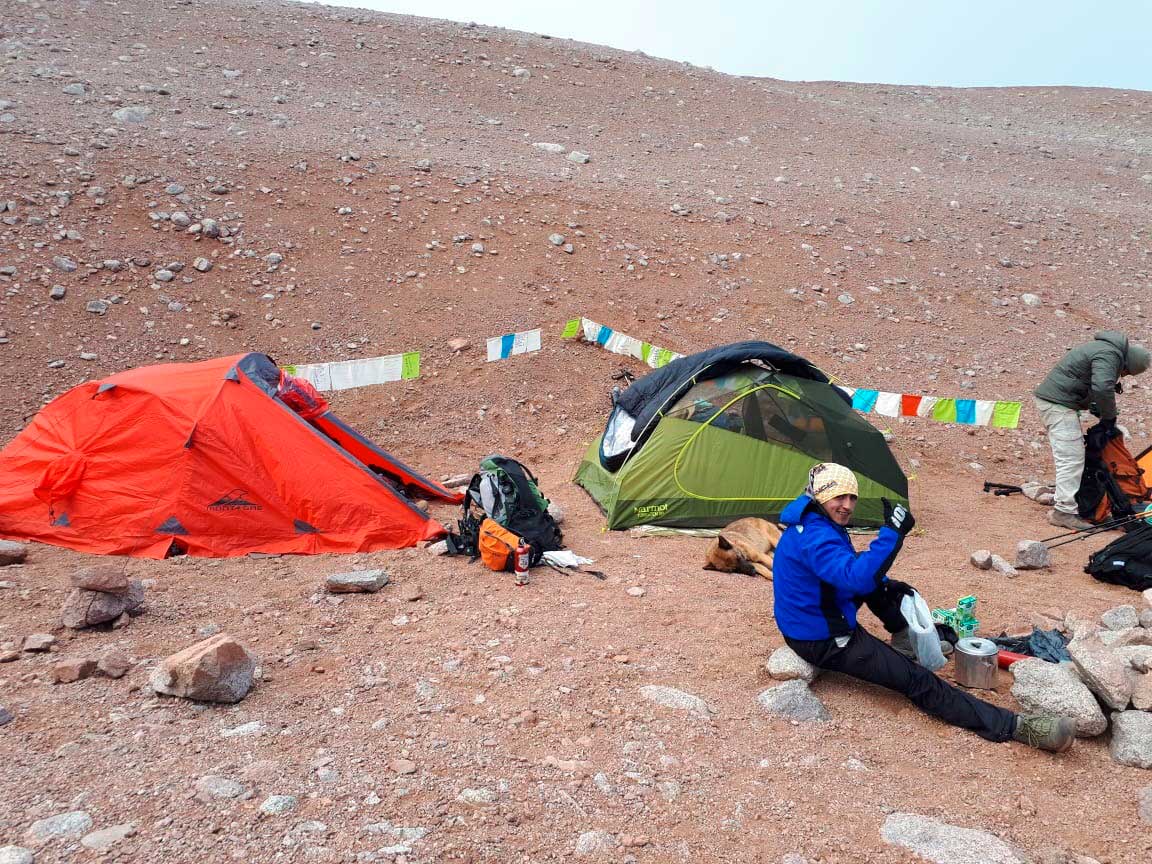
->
[52,255,77,272]
[391,758,417,775]
[766,645,820,683]
[990,554,1019,578]
[22,633,55,652]
[193,257,213,272]
[757,680,830,722]
[548,233,566,246]
[1140,609,1152,629]
[575,831,618,855]
[62,83,86,96]
[626,586,646,597]
[1020,480,1054,502]
[0,540,27,566]
[881,813,1025,864]
[53,657,97,684]
[1111,711,1152,768]
[112,106,153,123]
[25,812,93,844]
[195,775,246,801]
[0,847,33,864]
[425,540,448,556]
[80,824,135,851]
[532,142,564,154]
[0,706,13,727]
[1139,786,1152,825]
[149,633,257,703]
[970,549,993,570]
[97,648,132,679]
[49,285,66,301]
[547,501,565,525]
[86,299,110,315]
[400,583,424,602]
[1009,659,1107,736]
[260,795,298,816]
[325,569,389,594]
[1102,605,1140,631]
[568,151,591,164]
[456,788,497,807]
[221,720,267,738]
[1021,293,1042,307]
[638,684,711,716]
[1068,631,1136,710]
[447,338,471,352]
[199,218,221,238]
[1014,540,1050,570]
[154,268,175,283]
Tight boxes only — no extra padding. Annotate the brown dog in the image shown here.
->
[702,517,782,580]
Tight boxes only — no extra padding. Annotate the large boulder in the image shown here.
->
[60,580,144,629]
[881,813,1026,864]
[1010,659,1107,736]
[1110,711,1152,769]
[766,645,820,683]
[149,633,257,703]
[1067,631,1137,710]
[756,680,829,722]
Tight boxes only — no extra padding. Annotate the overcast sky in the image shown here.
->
[301,0,1151,90]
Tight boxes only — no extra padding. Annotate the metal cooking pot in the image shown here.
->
[954,637,999,689]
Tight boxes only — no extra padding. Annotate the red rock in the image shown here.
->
[97,648,132,679]
[149,633,257,703]
[22,633,55,652]
[53,657,97,684]
[70,565,130,594]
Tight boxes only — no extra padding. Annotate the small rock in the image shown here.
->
[80,824,135,851]
[548,233,566,246]
[766,645,820,683]
[195,775,246,801]
[1014,540,1051,570]
[97,648,132,679]
[1139,786,1152,825]
[638,684,710,716]
[149,633,257,703]
[1111,711,1152,768]
[532,142,564,154]
[547,502,565,525]
[325,569,389,594]
[391,758,417,775]
[1009,658,1107,736]
[53,657,98,684]
[881,813,1026,864]
[71,564,130,593]
[21,633,55,652]
[49,285,66,301]
[260,795,298,816]
[221,720,267,738]
[62,83,86,96]
[575,830,618,855]
[25,812,93,843]
[970,549,993,569]
[990,554,1019,578]
[400,583,424,602]
[193,257,213,272]
[456,788,497,807]
[1102,605,1140,631]
[425,540,448,556]
[112,105,153,123]
[0,540,27,565]
[154,268,175,282]
[1021,293,1042,307]
[447,338,471,352]
[757,680,830,722]
[52,255,77,272]
[85,299,110,315]
[0,706,13,727]
[568,151,591,164]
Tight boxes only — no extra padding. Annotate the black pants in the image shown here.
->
[785,626,1017,743]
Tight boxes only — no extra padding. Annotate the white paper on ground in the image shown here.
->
[543,550,594,568]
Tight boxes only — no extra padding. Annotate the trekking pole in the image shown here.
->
[1038,510,1149,544]
[1044,511,1152,549]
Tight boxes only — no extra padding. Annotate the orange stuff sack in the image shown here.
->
[478,518,522,572]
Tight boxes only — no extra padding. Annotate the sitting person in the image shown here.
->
[771,462,1076,752]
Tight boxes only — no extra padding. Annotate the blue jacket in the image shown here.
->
[773,494,904,640]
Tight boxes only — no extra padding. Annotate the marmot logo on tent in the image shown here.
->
[634,502,670,518]
[208,489,263,512]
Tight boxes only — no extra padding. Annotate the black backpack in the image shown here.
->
[1085,521,1152,592]
[446,455,563,566]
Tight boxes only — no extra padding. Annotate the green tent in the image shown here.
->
[575,362,908,530]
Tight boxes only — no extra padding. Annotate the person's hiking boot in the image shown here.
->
[1012,715,1076,753]
[1047,509,1093,532]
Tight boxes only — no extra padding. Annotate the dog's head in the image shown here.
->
[703,534,760,577]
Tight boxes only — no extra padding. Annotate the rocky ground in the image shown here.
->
[2,0,1152,861]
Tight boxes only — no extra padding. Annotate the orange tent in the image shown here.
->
[0,353,461,558]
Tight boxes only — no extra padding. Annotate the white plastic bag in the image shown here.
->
[900,590,947,671]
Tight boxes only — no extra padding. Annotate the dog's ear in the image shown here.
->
[702,562,718,571]
[717,535,733,550]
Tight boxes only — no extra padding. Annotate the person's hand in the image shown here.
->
[885,578,916,598]
[882,497,916,536]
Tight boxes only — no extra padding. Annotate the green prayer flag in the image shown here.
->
[401,352,420,380]
[991,401,1022,429]
[561,318,581,338]
[931,398,958,423]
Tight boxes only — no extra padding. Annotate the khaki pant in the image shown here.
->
[1033,397,1085,514]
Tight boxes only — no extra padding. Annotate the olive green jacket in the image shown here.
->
[1033,330,1132,419]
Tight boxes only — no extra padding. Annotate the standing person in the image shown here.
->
[772,463,1076,752]
[1034,331,1150,531]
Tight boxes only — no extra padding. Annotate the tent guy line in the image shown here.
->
[281,317,1023,429]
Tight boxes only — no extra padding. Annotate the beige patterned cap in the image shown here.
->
[806,462,859,504]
